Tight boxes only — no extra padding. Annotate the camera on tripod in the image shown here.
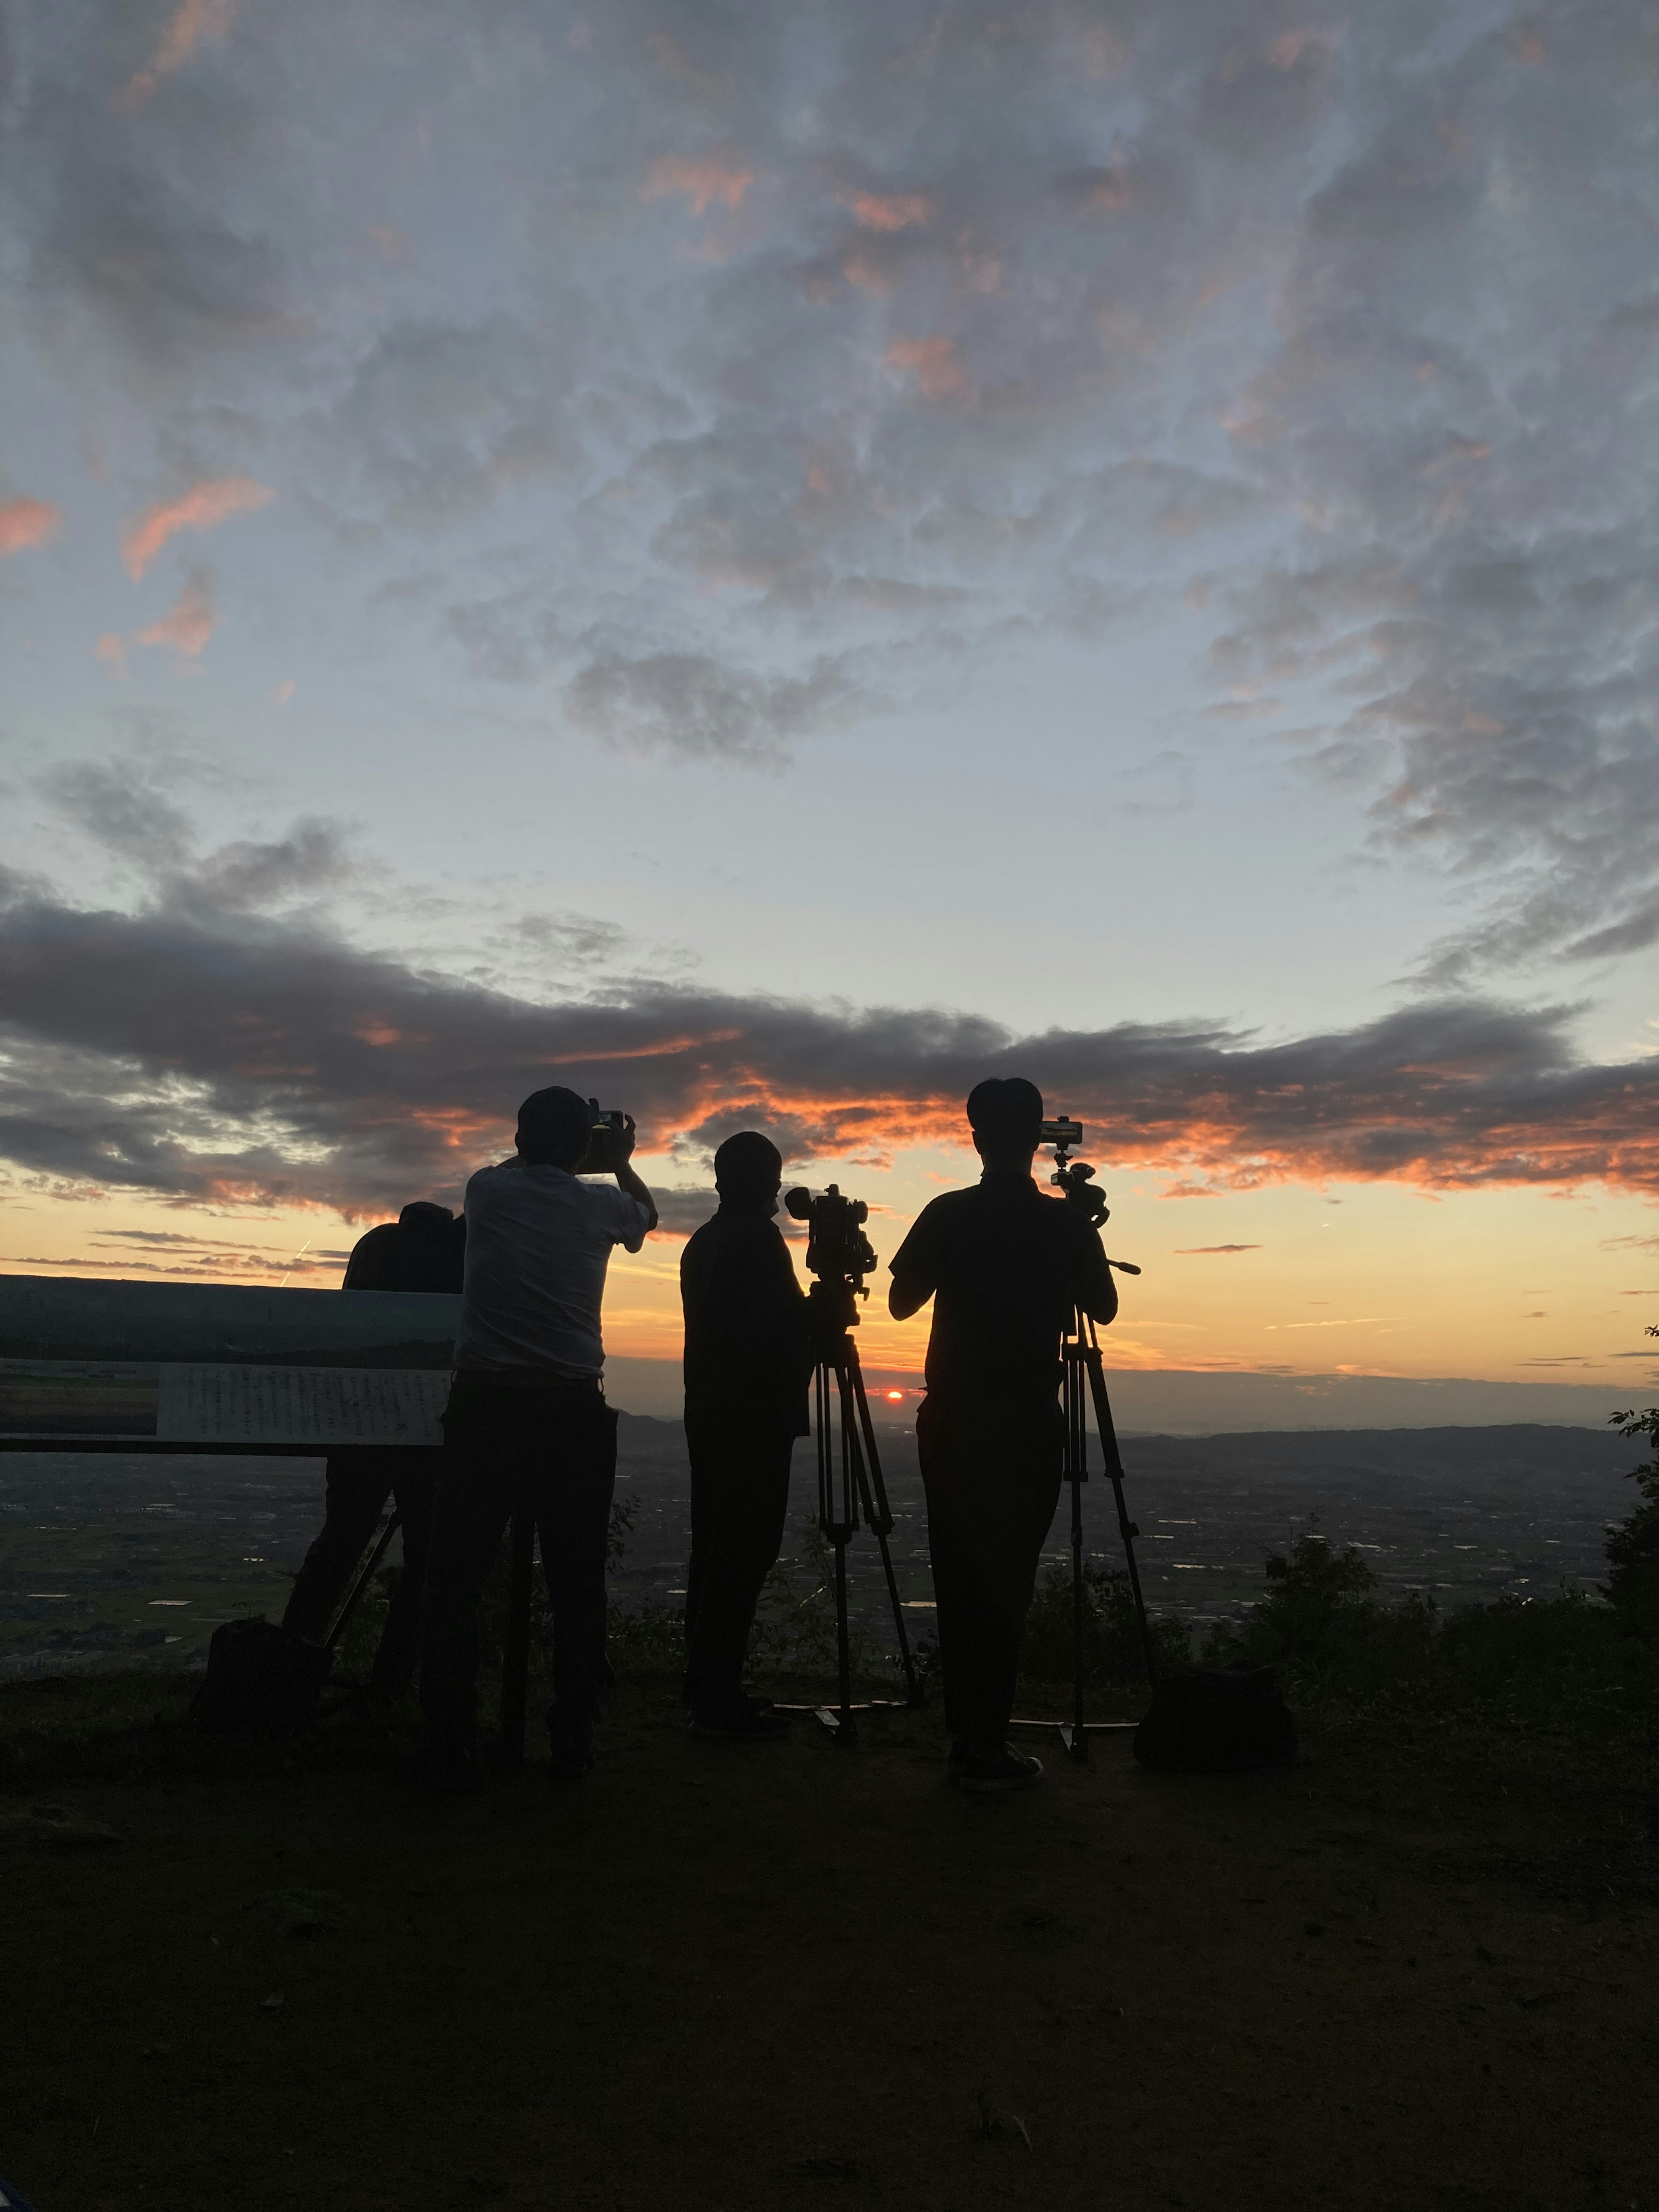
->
[784,1185,877,1301]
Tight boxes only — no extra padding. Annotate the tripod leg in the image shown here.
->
[845,1351,922,1705]
[1062,1340,1089,1764]
[1083,1348,1158,1685]
[499,1505,534,1769]
[324,1510,402,1656]
[832,1530,855,1744]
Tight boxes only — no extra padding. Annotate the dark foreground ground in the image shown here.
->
[3,1672,1656,2212]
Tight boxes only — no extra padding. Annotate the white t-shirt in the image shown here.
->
[456,1160,652,1378]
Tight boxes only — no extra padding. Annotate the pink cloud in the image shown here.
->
[117,0,235,108]
[0,496,62,556]
[847,191,935,233]
[643,155,754,216]
[134,575,216,660]
[121,477,273,582]
[95,632,127,673]
[884,334,968,401]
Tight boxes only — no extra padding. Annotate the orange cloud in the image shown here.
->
[884,334,967,401]
[134,575,216,660]
[0,496,61,556]
[117,0,235,108]
[848,191,935,232]
[95,632,127,673]
[121,477,273,581]
[643,155,753,216]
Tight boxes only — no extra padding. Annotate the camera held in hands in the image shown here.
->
[578,1099,630,1176]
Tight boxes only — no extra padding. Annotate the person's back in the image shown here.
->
[888,1077,1117,1795]
[681,1196,810,1433]
[896,1175,1106,1423]
[416,1085,658,1793]
[678,1133,811,1742]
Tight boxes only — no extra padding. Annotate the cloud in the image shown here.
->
[117,0,235,109]
[133,569,215,658]
[0,496,61,555]
[1175,1244,1262,1255]
[3,850,1659,1217]
[40,756,356,912]
[563,649,871,765]
[121,478,272,580]
[846,192,934,233]
[643,156,754,217]
[884,336,968,403]
[12,0,1659,985]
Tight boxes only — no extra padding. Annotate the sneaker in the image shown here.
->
[690,1691,790,1742]
[953,1743,1044,1794]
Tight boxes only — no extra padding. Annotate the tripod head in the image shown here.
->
[1043,1116,1141,1272]
[785,1184,877,1333]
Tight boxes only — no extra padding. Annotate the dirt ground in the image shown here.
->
[3,1676,1655,2212]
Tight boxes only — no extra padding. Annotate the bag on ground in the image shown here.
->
[1132,1665,1297,1773]
[190,1618,334,1735]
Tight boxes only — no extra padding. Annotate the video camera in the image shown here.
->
[784,1184,877,1306]
[577,1099,630,1176]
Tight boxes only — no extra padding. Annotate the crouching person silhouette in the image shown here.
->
[282,1200,464,1694]
[414,1086,656,1793]
[679,1133,814,1741]
[888,1078,1116,1793]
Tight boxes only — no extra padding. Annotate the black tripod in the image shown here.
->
[771,1186,925,1743]
[1009,1136,1158,1763]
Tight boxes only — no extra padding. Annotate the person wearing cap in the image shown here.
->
[415,1086,657,1791]
[888,1078,1117,1793]
[281,1200,465,1693]
[679,1132,815,1741]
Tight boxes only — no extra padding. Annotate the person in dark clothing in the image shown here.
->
[336,1200,465,1293]
[680,1131,815,1742]
[280,1201,465,1691]
[889,1078,1117,1793]
[416,1085,656,1792]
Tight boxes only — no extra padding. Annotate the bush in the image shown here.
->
[1205,1532,1439,1703]
[1605,1402,1659,1621]
[1020,1561,1189,1686]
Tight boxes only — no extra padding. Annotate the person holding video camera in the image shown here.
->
[415,1086,657,1792]
[889,1077,1116,1793]
[679,1131,815,1742]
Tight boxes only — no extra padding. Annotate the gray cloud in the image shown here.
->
[2,854,1657,1217]
[563,649,872,764]
[10,1,1659,945]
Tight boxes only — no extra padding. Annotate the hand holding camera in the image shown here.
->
[578,1100,635,1177]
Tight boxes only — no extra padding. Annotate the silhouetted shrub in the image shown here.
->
[1020,1561,1190,1685]
[1605,1402,1659,1622]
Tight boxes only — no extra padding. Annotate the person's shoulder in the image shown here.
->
[465,1159,517,1197]
[1036,1192,1099,1246]
[909,1187,972,1224]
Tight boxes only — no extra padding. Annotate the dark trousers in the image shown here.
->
[918,1395,1064,1752]
[419,1376,618,1757]
[280,1448,437,1689]
[683,1416,796,1710]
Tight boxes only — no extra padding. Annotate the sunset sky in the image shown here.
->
[3,0,1659,1424]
